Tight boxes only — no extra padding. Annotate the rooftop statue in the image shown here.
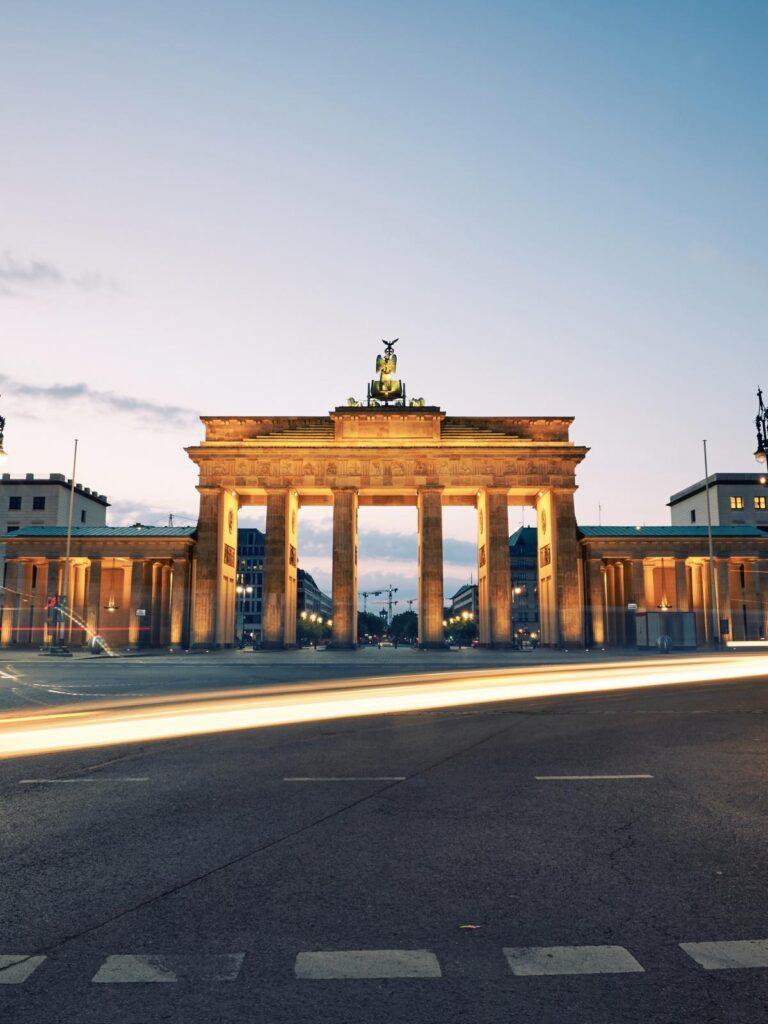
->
[368,339,405,405]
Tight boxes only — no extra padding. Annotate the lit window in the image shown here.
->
[730,496,744,510]
[755,496,767,510]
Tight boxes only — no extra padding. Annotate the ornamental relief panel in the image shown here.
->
[198,453,577,488]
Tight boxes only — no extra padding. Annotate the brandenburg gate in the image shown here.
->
[186,342,588,649]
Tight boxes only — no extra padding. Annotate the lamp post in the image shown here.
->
[235,579,253,645]
[754,387,768,464]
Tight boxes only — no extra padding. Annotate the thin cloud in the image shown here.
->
[0,375,198,425]
[0,252,117,295]
[108,500,197,528]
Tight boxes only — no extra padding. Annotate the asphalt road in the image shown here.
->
[2,650,768,1023]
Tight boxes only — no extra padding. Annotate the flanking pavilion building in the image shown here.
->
[0,526,195,649]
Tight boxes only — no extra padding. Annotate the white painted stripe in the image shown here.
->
[504,945,645,976]
[0,670,17,680]
[680,940,768,970]
[92,953,244,983]
[535,774,653,780]
[0,955,46,984]
[284,777,406,782]
[93,956,177,983]
[295,950,441,979]
[19,777,149,784]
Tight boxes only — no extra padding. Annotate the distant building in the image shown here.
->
[235,527,331,641]
[298,569,332,618]
[508,526,540,640]
[449,582,478,619]
[0,472,109,601]
[236,527,265,640]
[669,473,768,529]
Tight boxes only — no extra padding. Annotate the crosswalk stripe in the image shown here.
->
[295,950,442,979]
[91,953,245,983]
[0,955,46,984]
[680,940,768,970]
[503,945,645,976]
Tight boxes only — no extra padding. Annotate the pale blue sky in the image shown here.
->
[1,1,766,596]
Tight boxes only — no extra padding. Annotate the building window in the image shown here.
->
[730,496,744,510]
[755,496,767,510]
[8,496,21,510]
[690,509,696,523]
[81,509,86,523]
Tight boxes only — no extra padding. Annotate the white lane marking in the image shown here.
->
[535,774,654,780]
[0,955,46,983]
[295,950,442,979]
[0,670,17,680]
[92,953,244,983]
[504,945,645,976]
[284,777,406,782]
[680,940,768,969]
[19,777,149,784]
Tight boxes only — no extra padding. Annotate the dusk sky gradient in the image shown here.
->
[2,0,766,598]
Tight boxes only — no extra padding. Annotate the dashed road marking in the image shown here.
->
[535,774,653,781]
[295,950,442,979]
[92,953,245,983]
[503,945,645,976]
[0,955,46,983]
[284,777,406,782]
[19,777,149,785]
[680,940,768,970]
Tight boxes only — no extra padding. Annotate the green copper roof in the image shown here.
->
[1,526,196,539]
[579,525,768,538]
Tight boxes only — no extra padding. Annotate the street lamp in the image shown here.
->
[755,387,768,464]
[235,580,253,643]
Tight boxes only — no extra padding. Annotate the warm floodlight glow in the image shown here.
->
[2,655,767,761]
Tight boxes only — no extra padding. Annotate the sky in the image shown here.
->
[1,0,766,601]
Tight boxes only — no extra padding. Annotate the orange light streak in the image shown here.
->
[1,655,766,760]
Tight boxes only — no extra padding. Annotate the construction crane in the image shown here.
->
[360,589,384,615]
[359,585,399,623]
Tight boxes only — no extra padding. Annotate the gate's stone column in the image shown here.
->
[716,558,732,641]
[418,487,445,648]
[586,558,606,645]
[32,561,50,645]
[263,488,299,648]
[536,489,583,646]
[744,559,759,640]
[477,488,511,647]
[191,486,239,647]
[170,557,189,646]
[331,488,358,648]
[85,558,102,641]
[192,488,220,647]
[674,558,690,612]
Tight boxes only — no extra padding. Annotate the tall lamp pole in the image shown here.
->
[57,439,78,649]
[702,440,720,647]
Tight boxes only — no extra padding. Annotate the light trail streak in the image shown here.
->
[0,655,766,760]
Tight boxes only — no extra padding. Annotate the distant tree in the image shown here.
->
[357,611,383,638]
[390,610,417,642]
